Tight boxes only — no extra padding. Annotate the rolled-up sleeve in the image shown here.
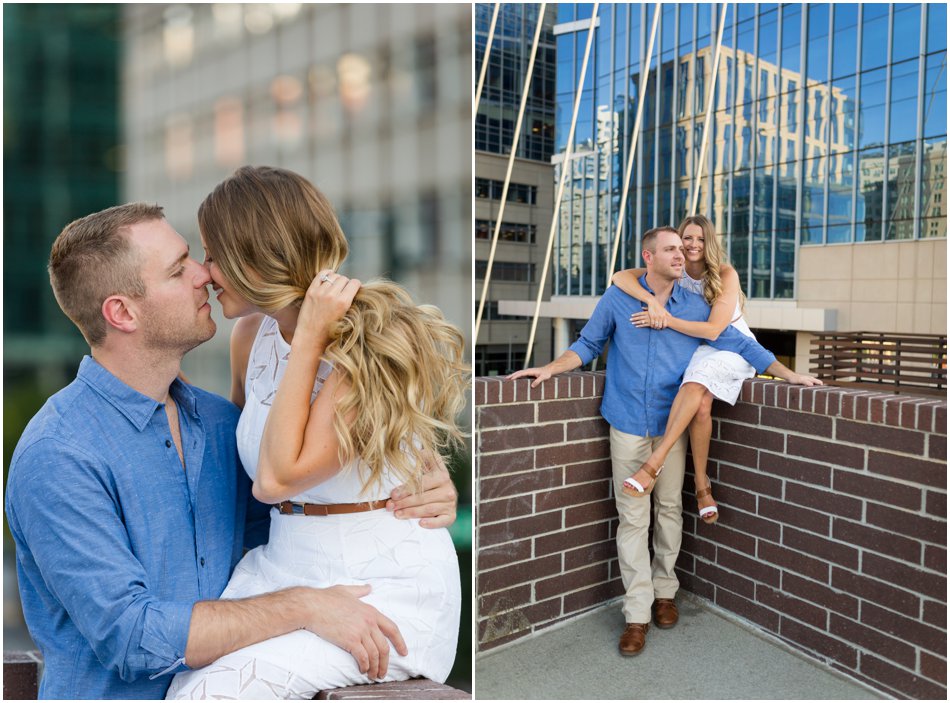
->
[710,326,777,373]
[7,439,194,682]
[568,292,618,365]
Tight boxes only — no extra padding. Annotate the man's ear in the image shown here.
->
[642,249,653,267]
[102,295,139,334]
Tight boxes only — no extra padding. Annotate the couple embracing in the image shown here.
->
[511,217,821,655]
[6,166,468,699]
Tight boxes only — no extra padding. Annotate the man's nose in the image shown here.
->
[192,259,212,287]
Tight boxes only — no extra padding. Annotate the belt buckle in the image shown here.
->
[291,502,305,515]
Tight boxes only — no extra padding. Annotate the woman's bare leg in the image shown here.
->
[689,391,718,521]
[623,383,707,494]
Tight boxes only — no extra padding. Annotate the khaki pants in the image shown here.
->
[609,426,688,624]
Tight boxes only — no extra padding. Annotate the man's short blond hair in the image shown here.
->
[641,225,680,253]
[49,203,163,346]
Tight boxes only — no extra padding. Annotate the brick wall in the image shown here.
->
[475,373,947,700]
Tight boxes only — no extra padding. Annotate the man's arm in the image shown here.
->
[185,585,405,680]
[508,349,584,387]
[6,440,404,683]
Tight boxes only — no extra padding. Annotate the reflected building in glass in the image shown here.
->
[122,4,472,394]
[502,3,946,368]
[474,3,557,375]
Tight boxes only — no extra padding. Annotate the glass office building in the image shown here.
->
[552,3,947,303]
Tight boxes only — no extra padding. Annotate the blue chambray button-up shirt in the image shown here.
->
[569,276,776,437]
[5,356,270,699]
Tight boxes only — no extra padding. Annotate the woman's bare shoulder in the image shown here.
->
[231,313,265,360]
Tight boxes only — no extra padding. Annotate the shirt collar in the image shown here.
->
[639,273,686,304]
[77,356,199,432]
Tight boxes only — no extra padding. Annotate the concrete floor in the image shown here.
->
[474,592,888,700]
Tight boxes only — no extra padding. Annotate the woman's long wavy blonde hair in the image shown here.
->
[199,166,469,495]
[677,214,745,311]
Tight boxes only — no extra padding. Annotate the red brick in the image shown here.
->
[717,464,783,497]
[866,503,945,544]
[899,398,925,429]
[759,450,832,486]
[716,589,780,632]
[786,435,865,469]
[709,482,757,514]
[860,653,949,700]
[758,541,830,583]
[783,483,863,520]
[719,422,785,452]
[677,568,717,600]
[863,553,946,600]
[565,498,617,527]
[930,433,946,460]
[935,403,947,434]
[782,571,858,618]
[883,396,915,427]
[480,423,564,452]
[681,532,718,562]
[833,468,922,510]
[481,596,563,642]
[478,448,535,477]
[920,652,947,686]
[925,489,946,517]
[708,439,759,469]
[832,518,923,562]
[478,403,535,429]
[761,407,834,437]
[564,539,617,571]
[830,614,917,667]
[480,378,503,405]
[916,400,939,433]
[479,510,563,547]
[821,389,846,417]
[836,419,925,455]
[478,554,562,594]
[758,497,831,536]
[478,584,530,617]
[923,599,946,629]
[861,601,947,654]
[536,562,609,601]
[718,545,781,587]
[565,459,612,484]
[566,417,610,441]
[725,507,781,543]
[563,578,624,614]
[592,372,607,395]
[477,538,532,571]
[866,450,945,487]
[696,560,756,598]
[758,584,828,629]
[924,545,946,572]
[782,527,859,570]
[535,522,610,557]
[474,379,487,405]
[831,567,920,617]
[869,395,888,424]
[535,480,611,513]
[500,379,516,403]
[479,494,534,525]
[710,524,757,556]
[477,626,526,650]
[537,397,603,422]
[780,618,857,668]
[535,439,610,468]
[716,400,761,425]
[480,467,563,500]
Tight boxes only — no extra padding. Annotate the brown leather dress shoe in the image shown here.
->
[619,622,649,656]
[653,598,678,629]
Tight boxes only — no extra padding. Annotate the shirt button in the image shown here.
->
[165,440,172,448]
[200,557,206,567]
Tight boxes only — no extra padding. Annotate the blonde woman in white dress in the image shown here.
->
[612,215,820,524]
[166,166,467,699]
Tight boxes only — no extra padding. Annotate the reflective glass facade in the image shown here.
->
[554,3,947,299]
[475,3,556,160]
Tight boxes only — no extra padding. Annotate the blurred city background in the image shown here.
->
[3,3,473,691]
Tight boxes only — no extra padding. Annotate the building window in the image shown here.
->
[474,177,538,204]
[475,260,536,282]
[475,219,537,243]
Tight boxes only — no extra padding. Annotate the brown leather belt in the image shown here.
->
[273,500,389,516]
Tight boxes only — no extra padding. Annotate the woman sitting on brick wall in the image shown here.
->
[612,214,820,523]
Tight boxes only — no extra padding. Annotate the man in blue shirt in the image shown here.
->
[511,226,809,656]
[5,204,458,699]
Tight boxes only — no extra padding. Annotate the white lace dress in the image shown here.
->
[166,316,461,700]
[679,271,757,405]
